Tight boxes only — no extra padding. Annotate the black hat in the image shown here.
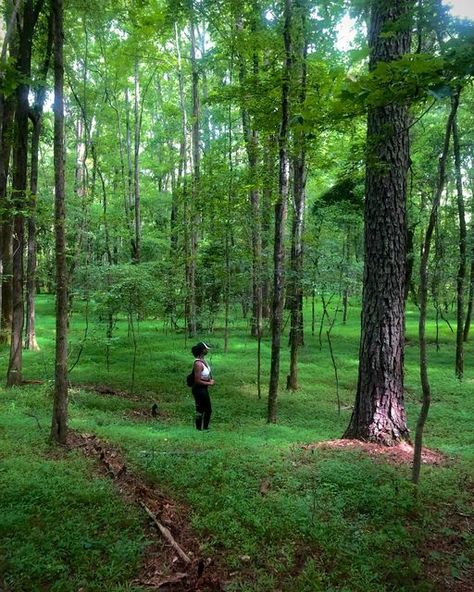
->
[191,341,211,357]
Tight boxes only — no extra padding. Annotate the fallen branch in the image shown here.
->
[140,502,192,565]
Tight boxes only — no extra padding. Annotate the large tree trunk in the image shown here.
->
[268,0,292,423]
[25,11,53,351]
[50,0,68,444]
[0,94,15,345]
[452,89,466,378]
[7,0,43,386]
[343,0,413,444]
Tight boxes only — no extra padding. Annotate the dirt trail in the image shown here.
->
[68,431,228,591]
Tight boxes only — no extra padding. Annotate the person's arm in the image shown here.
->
[194,361,215,386]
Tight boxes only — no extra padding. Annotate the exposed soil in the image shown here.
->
[302,438,448,466]
[68,431,228,591]
[73,383,150,402]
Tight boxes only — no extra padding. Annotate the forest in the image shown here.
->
[0,0,473,590]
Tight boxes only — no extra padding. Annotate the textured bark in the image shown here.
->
[268,0,291,423]
[7,0,42,386]
[287,4,308,391]
[452,91,466,378]
[0,94,15,345]
[50,0,68,445]
[344,0,413,444]
[413,88,459,484]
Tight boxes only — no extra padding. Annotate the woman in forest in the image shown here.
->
[191,342,215,430]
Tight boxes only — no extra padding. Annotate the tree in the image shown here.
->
[343,0,413,444]
[50,0,68,444]
[268,0,292,423]
[6,0,44,386]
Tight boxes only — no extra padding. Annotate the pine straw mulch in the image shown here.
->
[302,438,448,466]
[67,431,228,591]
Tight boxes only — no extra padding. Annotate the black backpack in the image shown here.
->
[186,369,194,387]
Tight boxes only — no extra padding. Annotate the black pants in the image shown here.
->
[192,385,212,430]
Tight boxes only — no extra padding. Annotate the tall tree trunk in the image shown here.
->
[187,18,199,337]
[7,0,43,386]
[413,89,459,484]
[261,136,275,319]
[464,191,474,341]
[198,22,211,152]
[125,88,135,260]
[287,3,308,391]
[50,0,68,444]
[0,0,19,336]
[343,0,413,444]
[452,89,466,378]
[268,0,292,423]
[25,10,53,351]
[0,94,15,345]
[237,16,262,340]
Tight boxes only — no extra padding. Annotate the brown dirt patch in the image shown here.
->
[302,439,448,466]
[68,431,228,590]
[73,383,157,402]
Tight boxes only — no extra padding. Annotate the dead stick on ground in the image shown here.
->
[140,502,192,565]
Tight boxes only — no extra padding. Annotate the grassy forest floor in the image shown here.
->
[0,295,473,592]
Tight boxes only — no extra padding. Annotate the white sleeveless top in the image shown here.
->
[195,359,211,381]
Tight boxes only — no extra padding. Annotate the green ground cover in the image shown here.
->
[1,295,473,591]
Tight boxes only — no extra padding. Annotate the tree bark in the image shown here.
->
[287,3,308,391]
[237,15,263,340]
[187,17,199,337]
[452,89,466,378]
[50,0,68,444]
[0,94,15,345]
[133,58,141,264]
[7,0,43,386]
[125,88,135,260]
[343,0,413,444]
[413,88,459,484]
[268,0,291,423]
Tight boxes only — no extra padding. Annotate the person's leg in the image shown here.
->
[195,411,203,430]
[193,388,204,430]
[202,391,212,430]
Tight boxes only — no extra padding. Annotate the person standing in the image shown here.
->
[191,342,214,430]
